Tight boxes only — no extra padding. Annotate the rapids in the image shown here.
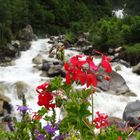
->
[0,39,140,121]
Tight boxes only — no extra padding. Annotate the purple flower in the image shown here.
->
[34,129,45,140]
[53,134,68,140]
[54,123,59,130]
[44,124,56,134]
[16,105,32,112]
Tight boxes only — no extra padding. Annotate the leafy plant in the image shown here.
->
[0,52,140,140]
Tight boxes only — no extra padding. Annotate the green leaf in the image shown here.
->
[38,107,47,116]
[49,76,63,90]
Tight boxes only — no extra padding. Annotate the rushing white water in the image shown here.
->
[113,9,124,18]
[0,39,140,121]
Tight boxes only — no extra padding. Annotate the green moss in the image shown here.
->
[64,32,77,44]
[125,43,140,55]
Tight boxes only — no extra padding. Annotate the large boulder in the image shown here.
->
[42,61,52,71]
[18,24,37,41]
[40,60,65,77]
[75,37,91,47]
[132,63,140,75]
[97,71,136,96]
[47,67,65,77]
[19,41,31,51]
[13,81,29,99]
[32,54,45,65]
[123,100,140,128]
[0,84,12,116]
[1,43,20,59]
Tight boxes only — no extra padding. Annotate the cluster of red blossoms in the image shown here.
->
[93,111,110,129]
[64,50,112,88]
[36,82,55,110]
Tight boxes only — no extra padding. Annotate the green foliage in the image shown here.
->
[59,96,94,140]
[96,125,128,140]
[64,32,77,44]
[89,17,124,51]
[124,43,140,55]
[49,76,63,90]
[1,74,140,139]
[0,0,115,48]
[122,16,140,43]
[89,16,140,52]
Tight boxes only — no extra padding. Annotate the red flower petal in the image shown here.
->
[37,92,55,110]
[64,62,70,70]
[70,56,78,66]
[36,82,49,93]
[104,76,110,81]
[66,72,71,85]
[79,73,87,85]
[89,61,98,71]
[101,60,112,73]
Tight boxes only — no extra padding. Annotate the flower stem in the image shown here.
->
[92,93,94,124]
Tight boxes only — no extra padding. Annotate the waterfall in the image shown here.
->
[0,38,140,120]
[113,9,124,18]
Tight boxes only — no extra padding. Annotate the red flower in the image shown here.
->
[32,112,42,121]
[101,60,112,73]
[93,112,110,129]
[36,82,49,93]
[37,91,55,110]
[86,56,98,71]
[36,83,55,110]
[64,62,70,71]
[70,56,79,66]
[89,61,98,71]
[64,52,112,88]
[118,136,123,140]
[104,76,110,81]
[66,72,71,85]
[79,73,87,85]
[94,50,112,73]
[87,74,97,87]
[101,54,112,73]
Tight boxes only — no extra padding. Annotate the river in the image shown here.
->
[0,38,140,121]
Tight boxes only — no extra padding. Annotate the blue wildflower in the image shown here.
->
[44,124,56,134]
[16,105,32,112]
[34,129,45,140]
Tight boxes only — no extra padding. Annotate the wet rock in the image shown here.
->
[132,63,140,75]
[97,71,135,96]
[40,71,48,77]
[42,61,51,71]
[108,48,114,54]
[40,60,65,77]
[19,41,31,51]
[114,65,121,71]
[47,67,65,77]
[81,45,93,55]
[114,46,123,52]
[75,37,91,47]
[119,59,130,68]
[108,117,125,128]
[13,81,28,99]
[3,43,20,58]
[123,100,140,128]
[32,54,45,65]
[33,64,43,70]
[18,24,37,41]
[11,40,20,48]
[0,90,12,116]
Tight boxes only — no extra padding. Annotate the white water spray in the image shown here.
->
[0,39,140,120]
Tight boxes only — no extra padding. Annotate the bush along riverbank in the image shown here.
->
[0,51,140,140]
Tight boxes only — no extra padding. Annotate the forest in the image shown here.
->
[0,0,140,54]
